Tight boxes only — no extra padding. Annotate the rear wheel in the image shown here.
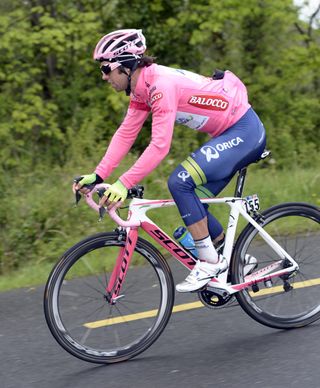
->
[44,232,174,364]
[232,203,320,329]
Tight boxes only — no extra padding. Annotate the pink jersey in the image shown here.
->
[95,64,251,188]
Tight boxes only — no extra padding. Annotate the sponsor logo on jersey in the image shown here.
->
[201,137,244,161]
[176,115,194,125]
[188,95,229,111]
[149,86,157,95]
[150,92,163,104]
[175,111,209,130]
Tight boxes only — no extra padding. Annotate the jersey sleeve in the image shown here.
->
[119,81,178,188]
[94,100,150,180]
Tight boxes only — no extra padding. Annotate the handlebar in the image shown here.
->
[73,183,141,228]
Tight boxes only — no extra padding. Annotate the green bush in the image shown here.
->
[0,156,319,291]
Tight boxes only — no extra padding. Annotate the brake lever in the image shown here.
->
[96,187,106,198]
[95,187,107,221]
[75,190,82,206]
[98,206,106,222]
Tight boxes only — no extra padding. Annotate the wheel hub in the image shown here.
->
[104,293,125,305]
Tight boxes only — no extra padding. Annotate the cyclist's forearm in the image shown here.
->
[95,131,136,179]
[120,143,170,188]
[120,130,174,188]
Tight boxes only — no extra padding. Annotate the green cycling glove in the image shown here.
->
[78,173,103,187]
[104,180,128,203]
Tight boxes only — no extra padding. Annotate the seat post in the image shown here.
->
[234,168,247,198]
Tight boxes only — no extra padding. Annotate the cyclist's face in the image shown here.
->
[100,62,127,92]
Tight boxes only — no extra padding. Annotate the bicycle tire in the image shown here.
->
[231,202,320,329]
[44,232,175,364]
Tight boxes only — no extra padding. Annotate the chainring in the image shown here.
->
[198,288,236,309]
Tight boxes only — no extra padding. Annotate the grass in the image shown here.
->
[0,261,55,292]
[0,163,319,292]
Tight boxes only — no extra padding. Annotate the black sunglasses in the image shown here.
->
[100,64,111,75]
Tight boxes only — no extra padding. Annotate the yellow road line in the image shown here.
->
[84,301,203,329]
[83,278,320,329]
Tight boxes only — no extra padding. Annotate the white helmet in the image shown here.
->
[93,29,146,63]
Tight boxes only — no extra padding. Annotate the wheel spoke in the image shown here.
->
[44,233,173,363]
[234,205,320,329]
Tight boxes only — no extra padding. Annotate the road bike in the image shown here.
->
[44,151,320,364]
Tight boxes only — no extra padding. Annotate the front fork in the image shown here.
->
[106,228,138,303]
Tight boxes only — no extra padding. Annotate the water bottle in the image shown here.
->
[173,226,199,258]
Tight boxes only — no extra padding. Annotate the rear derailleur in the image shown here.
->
[280,259,298,292]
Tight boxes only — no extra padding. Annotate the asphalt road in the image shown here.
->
[2,259,320,388]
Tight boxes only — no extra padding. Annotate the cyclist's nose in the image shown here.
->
[102,73,109,81]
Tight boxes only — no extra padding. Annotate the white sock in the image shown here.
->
[194,235,219,264]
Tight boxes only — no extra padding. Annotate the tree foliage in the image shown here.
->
[0,0,319,274]
[1,0,319,170]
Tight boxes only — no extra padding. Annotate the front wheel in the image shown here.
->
[44,232,175,364]
[231,202,320,329]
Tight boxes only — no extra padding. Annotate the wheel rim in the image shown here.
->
[48,238,170,359]
[236,209,320,324]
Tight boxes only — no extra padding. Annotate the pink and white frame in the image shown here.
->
[85,184,299,302]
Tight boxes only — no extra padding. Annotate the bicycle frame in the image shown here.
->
[85,185,299,303]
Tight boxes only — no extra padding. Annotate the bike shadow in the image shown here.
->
[50,321,320,388]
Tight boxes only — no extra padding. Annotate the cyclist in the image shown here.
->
[75,29,266,293]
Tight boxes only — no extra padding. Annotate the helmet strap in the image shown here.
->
[121,60,140,96]
[125,72,132,96]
